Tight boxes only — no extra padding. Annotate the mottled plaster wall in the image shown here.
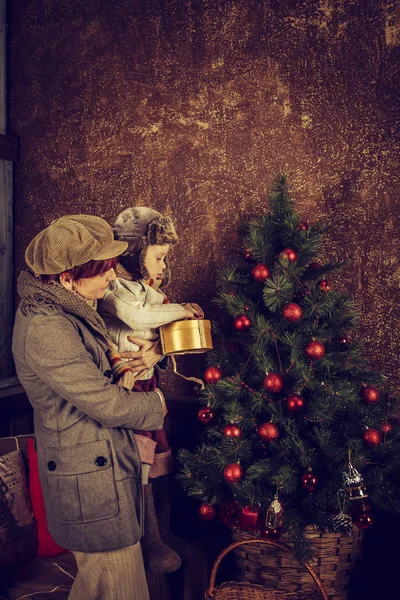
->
[9,0,400,397]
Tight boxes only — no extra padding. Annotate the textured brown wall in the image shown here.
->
[9,0,400,398]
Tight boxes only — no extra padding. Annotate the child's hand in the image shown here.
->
[182,303,204,320]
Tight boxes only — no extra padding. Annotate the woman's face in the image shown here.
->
[144,244,170,283]
[61,268,117,300]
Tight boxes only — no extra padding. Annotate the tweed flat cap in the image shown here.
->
[25,214,128,275]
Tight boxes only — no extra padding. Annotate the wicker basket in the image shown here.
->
[205,538,329,600]
[231,526,363,600]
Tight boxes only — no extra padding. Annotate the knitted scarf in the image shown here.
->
[17,271,136,389]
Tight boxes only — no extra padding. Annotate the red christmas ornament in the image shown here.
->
[198,503,216,521]
[241,505,260,529]
[354,507,374,530]
[296,221,308,231]
[227,342,240,353]
[263,373,284,393]
[307,262,322,270]
[251,264,270,282]
[258,422,279,442]
[363,428,381,446]
[281,247,297,262]
[282,302,303,323]
[223,424,242,439]
[305,340,325,360]
[223,463,244,485]
[198,406,214,424]
[300,470,318,492]
[204,366,222,384]
[318,279,332,292]
[260,526,281,539]
[234,315,252,331]
[381,421,392,434]
[360,386,380,405]
[243,248,254,262]
[286,394,304,413]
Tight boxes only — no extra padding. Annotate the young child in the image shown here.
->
[98,207,204,574]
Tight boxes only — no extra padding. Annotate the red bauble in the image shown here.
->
[258,422,279,442]
[198,406,214,424]
[227,342,240,353]
[282,302,303,323]
[307,262,322,270]
[234,315,252,331]
[198,503,217,521]
[305,340,325,360]
[251,264,270,282]
[204,366,223,384]
[363,428,381,446]
[354,507,374,530]
[286,394,304,413]
[318,279,332,292]
[260,526,281,540]
[296,221,308,231]
[300,470,318,492]
[381,421,392,434]
[360,386,380,405]
[243,248,254,262]
[281,247,297,262]
[263,373,284,393]
[223,424,242,439]
[223,463,244,485]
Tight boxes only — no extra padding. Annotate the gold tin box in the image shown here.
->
[159,319,213,355]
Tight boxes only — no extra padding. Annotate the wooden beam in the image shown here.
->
[0,133,17,161]
[0,0,14,379]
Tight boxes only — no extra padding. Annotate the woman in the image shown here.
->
[12,214,167,600]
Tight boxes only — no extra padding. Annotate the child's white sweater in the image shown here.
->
[99,277,186,379]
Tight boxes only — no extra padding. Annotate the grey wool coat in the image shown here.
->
[12,302,164,553]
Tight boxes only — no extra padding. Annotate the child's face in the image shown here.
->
[144,244,170,283]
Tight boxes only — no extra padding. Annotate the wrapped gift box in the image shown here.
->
[159,320,213,355]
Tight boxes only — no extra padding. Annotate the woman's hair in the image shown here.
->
[40,256,118,283]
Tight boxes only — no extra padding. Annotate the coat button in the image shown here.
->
[104,370,112,378]
[95,456,108,467]
[47,460,57,471]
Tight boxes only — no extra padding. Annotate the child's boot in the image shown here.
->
[141,483,182,574]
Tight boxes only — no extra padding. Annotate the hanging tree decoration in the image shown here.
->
[258,421,279,442]
[251,263,270,282]
[199,503,217,521]
[282,302,303,322]
[281,247,298,262]
[198,406,215,424]
[305,340,326,360]
[243,248,254,262]
[363,427,381,446]
[332,489,353,536]
[360,385,380,405]
[342,452,368,503]
[223,423,242,439]
[300,468,318,492]
[223,462,244,485]
[263,373,284,393]
[234,314,252,331]
[204,366,223,384]
[286,394,305,413]
[318,279,332,292]
[261,490,284,539]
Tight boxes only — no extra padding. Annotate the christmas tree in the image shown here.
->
[178,175,400,560]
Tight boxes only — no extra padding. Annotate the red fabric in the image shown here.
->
[27,438,66,557]
[134,376,169,452]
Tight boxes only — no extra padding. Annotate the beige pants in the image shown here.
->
[68,542,150,600]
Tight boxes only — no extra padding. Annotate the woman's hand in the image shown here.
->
[182,303,205,319]
[120,337,163,379]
